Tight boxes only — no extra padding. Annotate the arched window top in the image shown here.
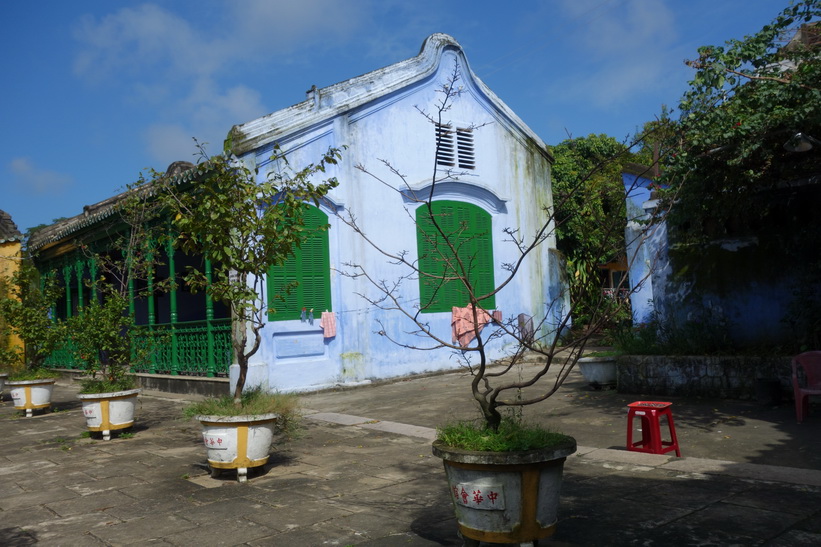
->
[402,181,507,214]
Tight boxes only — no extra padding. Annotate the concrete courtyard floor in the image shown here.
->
[1,362,820,546]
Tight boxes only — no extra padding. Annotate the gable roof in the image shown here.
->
[230,33,549,159]
[0,210,22,244]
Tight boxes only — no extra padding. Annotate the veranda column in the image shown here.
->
[167,238,179,375]
[89,258,98,303]
[146,248,157,373]
[205,258,215,377]
[62,264,73,319]
[74,259,85,312]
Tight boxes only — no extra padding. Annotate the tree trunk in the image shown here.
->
[232,303,248,404]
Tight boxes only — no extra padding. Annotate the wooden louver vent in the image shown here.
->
[436,123,475,170]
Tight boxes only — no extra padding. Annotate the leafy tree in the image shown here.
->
[550,134,635,328]
[159,139,341,404]
[66,292,137,391]
[0,260,64,373]
[660,1,821,245]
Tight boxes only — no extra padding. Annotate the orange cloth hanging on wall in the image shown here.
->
[452,305,492,346]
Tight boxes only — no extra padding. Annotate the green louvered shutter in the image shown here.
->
[267,206,332,321]
[416,201,495,313]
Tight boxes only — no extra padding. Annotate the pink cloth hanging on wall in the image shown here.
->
[320,311,337,338]
[452,305,492,346]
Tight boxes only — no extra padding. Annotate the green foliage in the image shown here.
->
[67,293,131,377]
[549,134,636,328]
[67,291,147,394]
[661,1,821,245]
[78,377,136,394]
[183,388,301,438]
[0,260,64,373]
[436,417,572,452]
[608,309,736,356]
[158,137,341,400]
[5,368,60,381]
[551,134,630,259]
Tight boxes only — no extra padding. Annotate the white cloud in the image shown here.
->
[72,4,225,82]
[7,158,72,195]
[550,0,679,107]
[227,0,365,53]
[187,81,266,129]
[72,1,367,84]
[72,1,369,166]
[143,124,202,169]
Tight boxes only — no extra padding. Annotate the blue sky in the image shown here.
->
[1,0,793,233]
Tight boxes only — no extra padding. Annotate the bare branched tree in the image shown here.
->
[335,62,667,430]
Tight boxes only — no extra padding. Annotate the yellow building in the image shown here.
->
[0,210,23,364]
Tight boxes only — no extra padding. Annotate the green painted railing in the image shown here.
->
[46,318,233,377]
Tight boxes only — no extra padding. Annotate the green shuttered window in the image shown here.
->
[267,206,332,321]
[416,200,495,313]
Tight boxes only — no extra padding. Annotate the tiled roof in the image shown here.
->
[0,210,23,244]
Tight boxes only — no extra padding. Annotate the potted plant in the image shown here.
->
[334,65,657,544]
[66,290,143,440]
[157,138,340,481]
[182,388,300,482]
[0,261,64,416]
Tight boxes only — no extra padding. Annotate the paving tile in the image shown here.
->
[246,518,371,547]
[162,518,278,546]
[46,490,137,518]
[243,496,356,531]
[722,482,821,516]
[764,528,821,546]
[17,513,122,544]
[91,513,199,545]
[0,486,79,511]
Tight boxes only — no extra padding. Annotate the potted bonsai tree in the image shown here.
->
[66,289,144,440]
[0,260,64,416]
[157,137,341,482]
[336,62,656,544]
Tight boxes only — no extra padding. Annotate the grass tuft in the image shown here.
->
[436,418,572,452]
[78,377,137,394]
[183,388,301,438]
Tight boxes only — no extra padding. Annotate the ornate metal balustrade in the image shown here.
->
[47,318,232,377]
[133,319,233,376]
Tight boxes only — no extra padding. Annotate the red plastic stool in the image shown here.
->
[626,401,681,457]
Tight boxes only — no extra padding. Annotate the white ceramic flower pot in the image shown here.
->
[196,413,278,482]
[578,356,618,389]
[8,378,56,417]
[78,389,141,440]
